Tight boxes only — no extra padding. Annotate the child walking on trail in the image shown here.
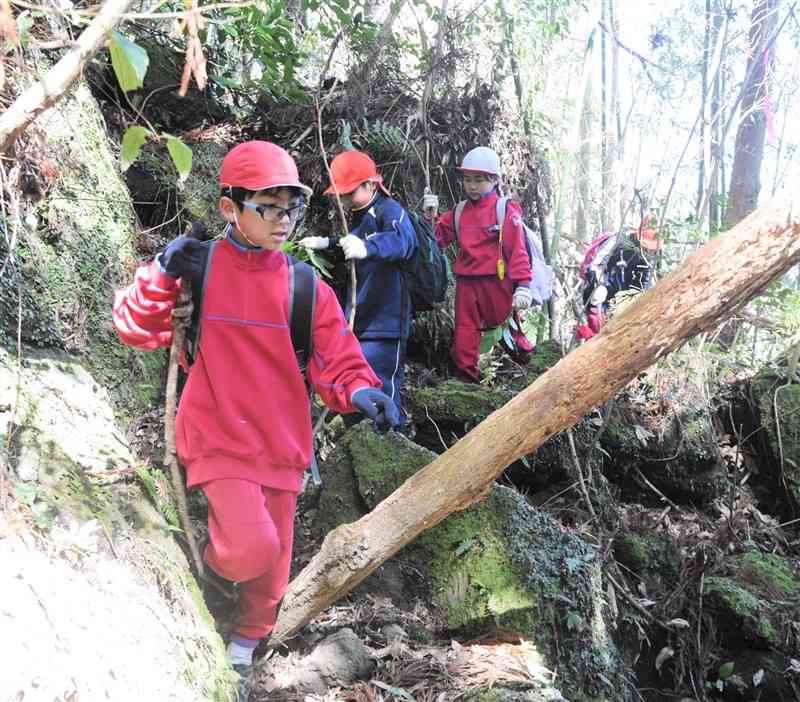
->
[434,146,534,383]
[575,220,660,340]
[112,140,400,699]
[298,150,418,426]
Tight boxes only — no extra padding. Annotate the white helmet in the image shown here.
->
[458,147,501,177]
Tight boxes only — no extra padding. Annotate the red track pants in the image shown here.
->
[201,479,297,640]
[451,275,514,382]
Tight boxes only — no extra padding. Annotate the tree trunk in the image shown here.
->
[725,0,779,224]
[0,0,137,153]
[574,63,593,241]
[709,0,724,230]
[697,0,710,215]
[269,199,800,646]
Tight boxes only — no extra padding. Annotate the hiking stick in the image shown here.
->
[164,225,204,579]
[310,51,358,439]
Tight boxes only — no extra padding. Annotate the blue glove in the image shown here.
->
[351,388,400,432]
[158,234,207,279]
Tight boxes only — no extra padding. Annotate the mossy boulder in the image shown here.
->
[408,379,514,426]
[600,389,725,507]
[704,577,779,648]
[0,347,233,701]
[704,549,799,651]
[0,80,164,420]
[314,423,628,701]
[405,341,579,491]
[613,530,680,587]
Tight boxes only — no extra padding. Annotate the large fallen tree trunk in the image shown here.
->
[270,199,800,645]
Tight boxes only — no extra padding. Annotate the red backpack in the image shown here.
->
[579,233,615,282]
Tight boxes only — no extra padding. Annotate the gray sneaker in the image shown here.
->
[232,663,252,702]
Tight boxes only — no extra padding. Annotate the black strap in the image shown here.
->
[186,240,218,364]
[287,255,317,374]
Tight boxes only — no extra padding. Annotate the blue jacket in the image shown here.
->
[345,194,418,340]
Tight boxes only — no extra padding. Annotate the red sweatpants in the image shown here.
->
[452,275,514,382]
[201,479,297,640]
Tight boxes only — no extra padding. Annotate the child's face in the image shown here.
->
[220,188,305,250]
[336,182,376,211]
[462,172,495,200]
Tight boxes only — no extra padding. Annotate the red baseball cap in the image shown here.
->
[219,141,312,198]
[324,150,389,196]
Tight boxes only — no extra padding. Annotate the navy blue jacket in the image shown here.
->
[345,194,417,340]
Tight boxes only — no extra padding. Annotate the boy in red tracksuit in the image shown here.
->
[112,141,399,698]
[435,146,534,382]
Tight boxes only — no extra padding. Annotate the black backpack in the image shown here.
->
[185,241,317,374]
[375,207,450,313]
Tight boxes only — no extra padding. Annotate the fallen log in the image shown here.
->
[269,199,800,645]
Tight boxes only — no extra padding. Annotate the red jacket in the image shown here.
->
[435,191,532,283]
[113,238,381,492]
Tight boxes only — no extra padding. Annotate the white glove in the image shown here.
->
[590,284,608,306]
[422,190,439,212]
[512,286,532,311]
[340,234,368,260]
[297,236,330,250]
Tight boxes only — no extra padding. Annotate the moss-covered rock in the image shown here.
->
[350,427,437,508]
[0,80,165,420]
[408,379,514,426]
[613,530,680,585]
[0,347,233,701]
[733,550,800,597]
[600,391,725,507]
[314,424,628,701]
[704,576,778,648]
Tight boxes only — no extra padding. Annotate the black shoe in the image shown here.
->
[232,663,252,701]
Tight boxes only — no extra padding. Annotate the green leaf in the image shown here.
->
[109,31,149,92]
[120,126,150,171]
[718,662,735,680]
[166,137,193,183]
[479,326,504,354]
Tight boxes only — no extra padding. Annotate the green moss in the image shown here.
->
[348,425,437,508]
[704,576,777,645]
[614,532,679,582]
[735,551,800,596]
[0,81,164,420]
[411,380,513,424]
[135,465,180,529]
[416,496,538,632]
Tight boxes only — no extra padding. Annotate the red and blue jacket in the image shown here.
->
[113,234,381,492]
[435,190,532,284]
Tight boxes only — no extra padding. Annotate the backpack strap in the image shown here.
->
[185,239,219,364]
[494,197,508,233]
[454,200,467,242]
[287,255,317,375]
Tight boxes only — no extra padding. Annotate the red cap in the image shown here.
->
[324,150,389,196]
[219,141,312,198]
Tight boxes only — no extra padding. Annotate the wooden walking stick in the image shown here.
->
[164,223,204,579]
